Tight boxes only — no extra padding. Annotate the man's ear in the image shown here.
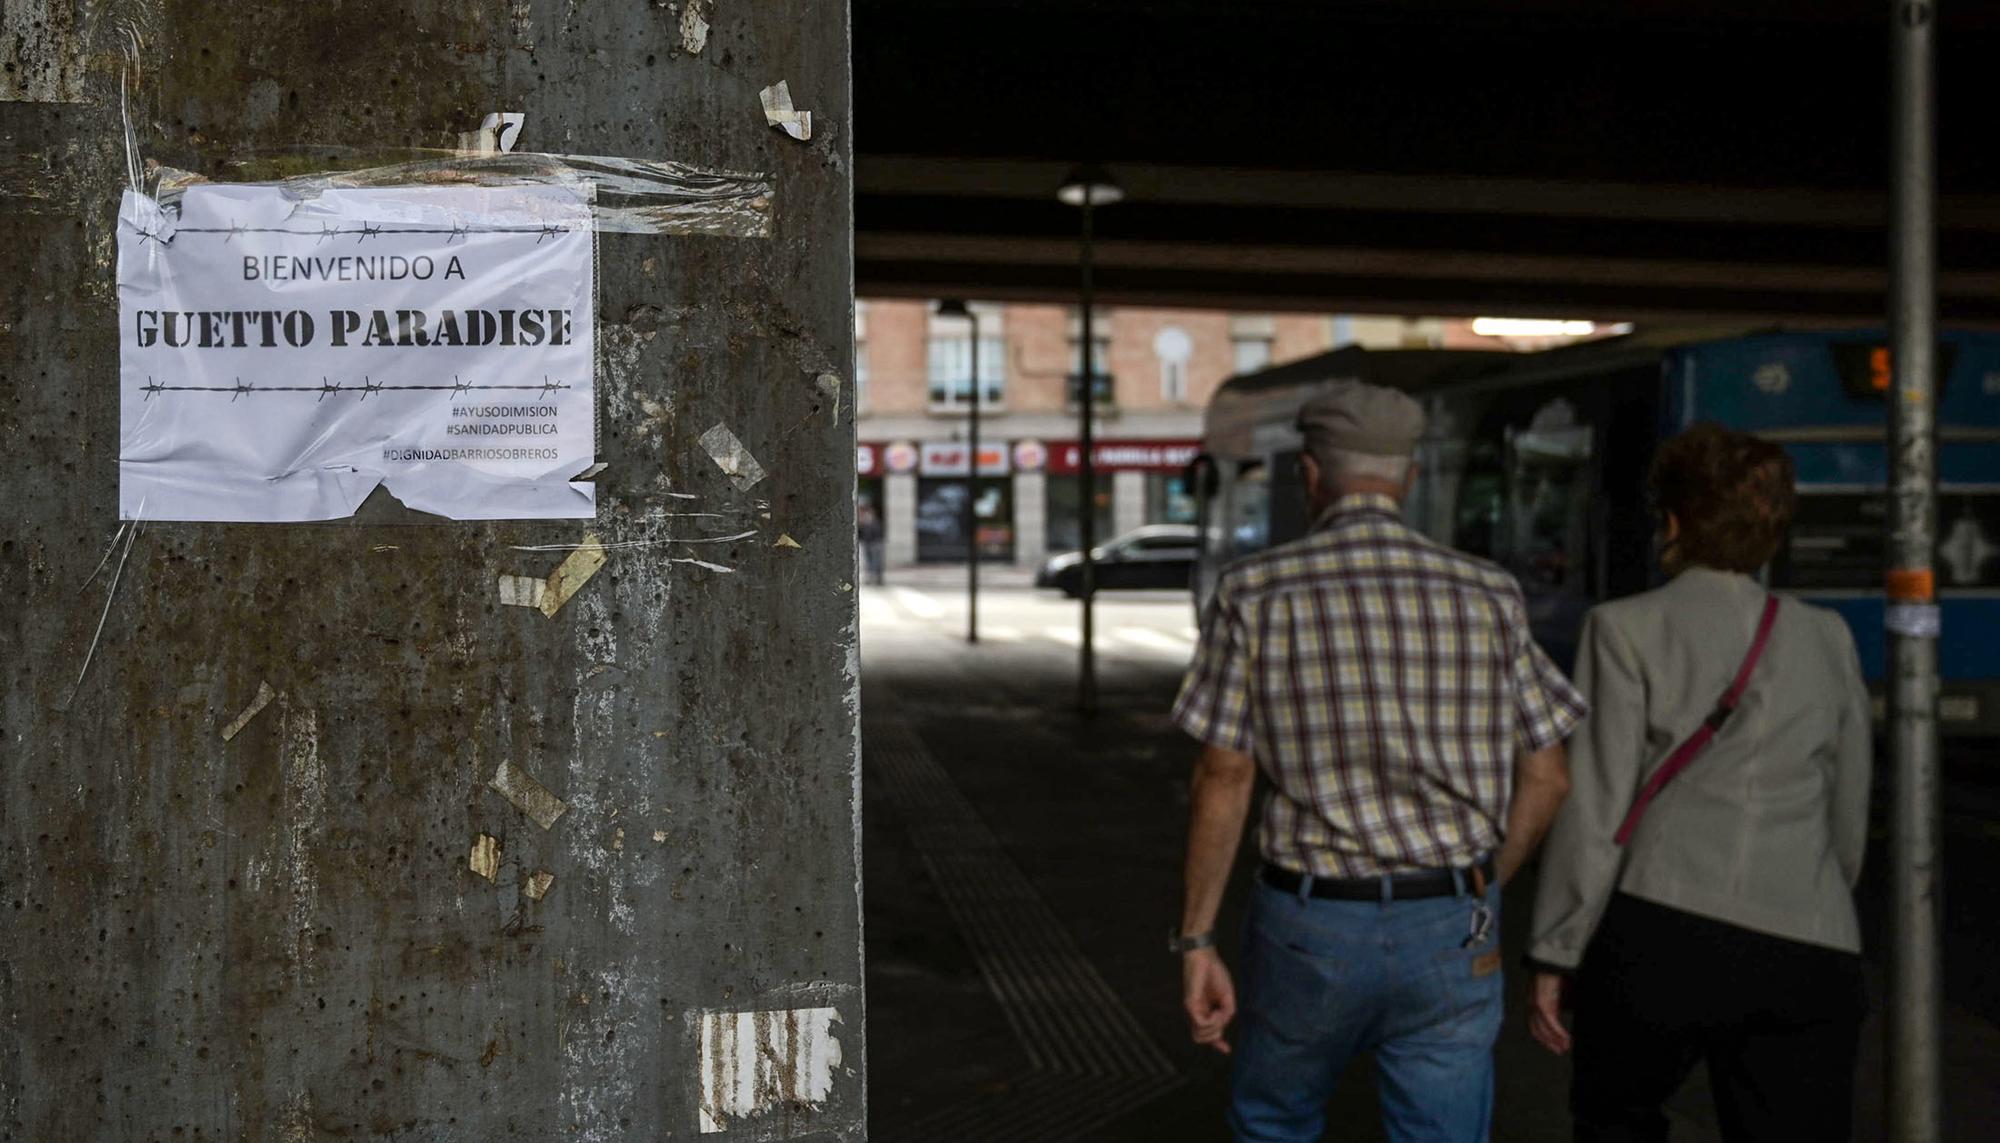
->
[1403,460,1420,497]
[1300,452,1321,495]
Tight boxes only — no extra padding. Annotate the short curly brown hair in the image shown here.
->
[1649,423,1797,573]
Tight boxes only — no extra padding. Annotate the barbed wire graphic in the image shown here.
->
[121,218,579,246]
[138,374,574,401]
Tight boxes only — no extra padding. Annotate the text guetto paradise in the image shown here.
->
[133,308,575,349]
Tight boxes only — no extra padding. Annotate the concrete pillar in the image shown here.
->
[886,471,918,565]
[1015,471,1048,566]
[0,3,861,1140]
[1113,470,1147,538]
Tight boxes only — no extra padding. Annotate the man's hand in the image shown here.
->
[1179,743,1256,1055]
[1183,947,1237,1054]
[1529,971,1572,1055]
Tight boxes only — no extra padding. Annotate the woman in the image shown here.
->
[1526,423,1873,1142]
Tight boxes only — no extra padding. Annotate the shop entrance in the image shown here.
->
[916,477,1015,563]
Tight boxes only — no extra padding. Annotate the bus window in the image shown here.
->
[1452,440,1504,559]
[1226,462,1272,560]
[1503,399,1595,595]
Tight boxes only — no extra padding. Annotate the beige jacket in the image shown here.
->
[1528,567,1873,968]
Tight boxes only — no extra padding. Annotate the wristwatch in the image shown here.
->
[1167,928,1216,955]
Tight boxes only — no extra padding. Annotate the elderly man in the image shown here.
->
[1171,381,1585,1143]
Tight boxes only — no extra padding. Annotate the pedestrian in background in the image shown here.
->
[1526,424,1872,1143]
[858,499,886,585]
[1172,380,1586,1143]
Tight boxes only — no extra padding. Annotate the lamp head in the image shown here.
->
[934,298,972,319]
[1056,163,1125,207]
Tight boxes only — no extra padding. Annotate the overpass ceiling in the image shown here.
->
[853,0,2000,322]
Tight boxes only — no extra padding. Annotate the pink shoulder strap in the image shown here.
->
[1613,594,1782,847]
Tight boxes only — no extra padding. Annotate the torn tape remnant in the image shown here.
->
[697,1007,843,1134]
[498,574,548,610]
[540,533,608,617]
[524,870,556,901]
[459,111,526,156]
[698,423,767,491]
[775,534,802,549]
[220,680,277,742]
[470,834,501,881]
[489,759,569,830]
[759,82,813,142]
[680,2,710,54]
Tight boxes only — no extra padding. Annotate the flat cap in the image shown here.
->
[1296,380,1425,457]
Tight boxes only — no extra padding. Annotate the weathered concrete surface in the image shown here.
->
[0,1,862,1139]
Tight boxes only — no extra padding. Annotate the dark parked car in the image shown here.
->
[1035,524,1199,597]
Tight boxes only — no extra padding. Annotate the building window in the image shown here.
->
[855,339,870,413]
[1155,325,1192,404]
[927,335,1006,410]
[1232,335,1273,375]
[1067,336,1114,408]
[853,300,870,413]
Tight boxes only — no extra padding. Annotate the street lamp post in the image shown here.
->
[1887,2,1942,1140]
[937,299,980,643]
[1058,164,1124,716]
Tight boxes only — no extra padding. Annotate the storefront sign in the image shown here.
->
[1012,438,1048,472]
[884,441,920,474]
[117,183,596,521]
[857,443,880,476]
[919,441,1010,476]
[1046,438,1201,475]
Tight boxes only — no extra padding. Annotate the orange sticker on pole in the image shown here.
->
[1886,567,1935,602]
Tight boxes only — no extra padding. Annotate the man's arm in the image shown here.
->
[1182,743,1258,938]
[1180,742,1257,1054]
[1495,742,1570,886]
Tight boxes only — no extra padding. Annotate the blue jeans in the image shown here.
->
[1229,873,1505,1143]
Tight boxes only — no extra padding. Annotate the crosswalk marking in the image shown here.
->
[1113,627,1193,654]
[859,586,1198,660]
[892,586,946,620]
[859,592,904,626]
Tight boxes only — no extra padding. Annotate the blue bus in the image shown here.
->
[1192,329,2000,735]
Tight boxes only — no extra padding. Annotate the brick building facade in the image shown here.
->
[854,300,1532,568]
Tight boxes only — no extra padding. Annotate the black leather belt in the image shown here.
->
[1262,858,1494,902]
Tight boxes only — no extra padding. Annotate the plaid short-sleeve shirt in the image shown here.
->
[1173,493,1586,878]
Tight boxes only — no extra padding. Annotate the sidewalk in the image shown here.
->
[861,626,2000,1142]
[870,560,1039,590]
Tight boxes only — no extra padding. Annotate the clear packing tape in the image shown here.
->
[145,151,772,239]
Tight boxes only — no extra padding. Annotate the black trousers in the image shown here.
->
[1569,893,1866,1143]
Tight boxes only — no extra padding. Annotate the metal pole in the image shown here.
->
[1078,190,1099,715]
[967,307,980,643]
[1888,3,1942,1141]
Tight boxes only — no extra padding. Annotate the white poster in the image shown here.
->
[117,182,597,521]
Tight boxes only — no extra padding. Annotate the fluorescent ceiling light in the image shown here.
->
[1471,318,1600,338]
